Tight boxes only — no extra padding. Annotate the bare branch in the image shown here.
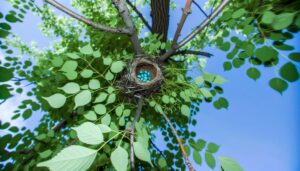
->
[161,113,195,171]
[159,0,231,62]
[113,0,144,56]
[129,96,143,171]
[192,0,208,17]
[171,0,193,49]
[126,0,152,31]
[172,50,213,57]
[44,0,130,34]
[178,0,232,48]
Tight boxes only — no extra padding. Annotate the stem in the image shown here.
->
[161,112,195,171]
[129,96,143,171]
[44,0,130,34]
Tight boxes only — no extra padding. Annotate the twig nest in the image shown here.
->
[118,57,164,95]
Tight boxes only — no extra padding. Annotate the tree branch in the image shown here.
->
[178,0,231,48]
[129,96,143,171]
[159,0,231,62]
[126,0,152,31]
[160,113,195,171]
[44,0,130,34]
[171,0,193,49]
[172,50,213,57]
[113,0,144,56]
[192,0,208,17]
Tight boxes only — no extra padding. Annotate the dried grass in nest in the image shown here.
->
[117,57,164,96]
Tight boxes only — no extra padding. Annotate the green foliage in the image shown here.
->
[111,146,128,171]
[219,157,243,171]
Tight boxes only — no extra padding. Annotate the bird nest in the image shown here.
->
[117,57,164,96]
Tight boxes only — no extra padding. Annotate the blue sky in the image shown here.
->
[1,0,299,171]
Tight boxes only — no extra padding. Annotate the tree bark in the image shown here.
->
[150,0,170,44]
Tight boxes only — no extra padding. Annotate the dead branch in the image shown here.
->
[44,0,130,34]
[126,0,152,31]
[159,0,231,62]
[161,113,195,171]
[113,0,144,56]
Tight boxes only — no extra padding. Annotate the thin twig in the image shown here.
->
[149,139,167,160]
[113,0,144,56]
[44,0,130,34]
[129,96,143,171]
[159,0,231,62]
[172,50,213,57]
[126,0,152,31]
[161,113,195,171]
[171,0,193,49]
[192,0,208,17]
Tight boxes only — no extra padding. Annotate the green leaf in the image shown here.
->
[59,82,80,94]
[101,114,111,125]
[246,67,261,81]
[115,105,124,116]
[89,79,101,90]
[272,13,295,30]
[80,44,93,55]
[195,76,204,84]
[74,90,92,109]
[39,150,52,159]
[279,62,299,82]
[94,92,108,103]
[162,95,170,104]
[5,14,20,23]
[193,150,202,165]
[43,93,66,108]
[105,71,114,81]
[80,69,94,78]
[103,57,112,65]
[94,104,107,115]
[97,124,112,133]
[133,141,153,166]
[110,61,125,73]
[106,93,116,104]
[200,88,212,98]
[61,60,78,72]
[63,70,78,80]
[207,143,219,153]
[37,145,97,171]
[289,53,300,62]
[205,152,216,169]
[269,77,288,94]
[223,62,232,71]
[22,109,32,120]
[66,53,80,59]
[0,22,11,30]
[255,46,278,62]
[84,111,97,121]
[220,42,231,51]
[214,75,226,84]
[158,157,167,168]
[232,8,246,19]
[0,67,13,82]
[111,146,128,171]
[261,11,275,24]
[0,29,10,38]
[219,157,244,171]
[72,122,103,145]
[51,57,63,67]
[93,50,101,58]
[181,105,190,117]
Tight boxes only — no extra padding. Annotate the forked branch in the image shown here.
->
[113,0,144,55]
[171,0,193,49]
[126,0,152,31]
[160,0,232,62]
[44,0,130,34]
[161,113,195,171]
